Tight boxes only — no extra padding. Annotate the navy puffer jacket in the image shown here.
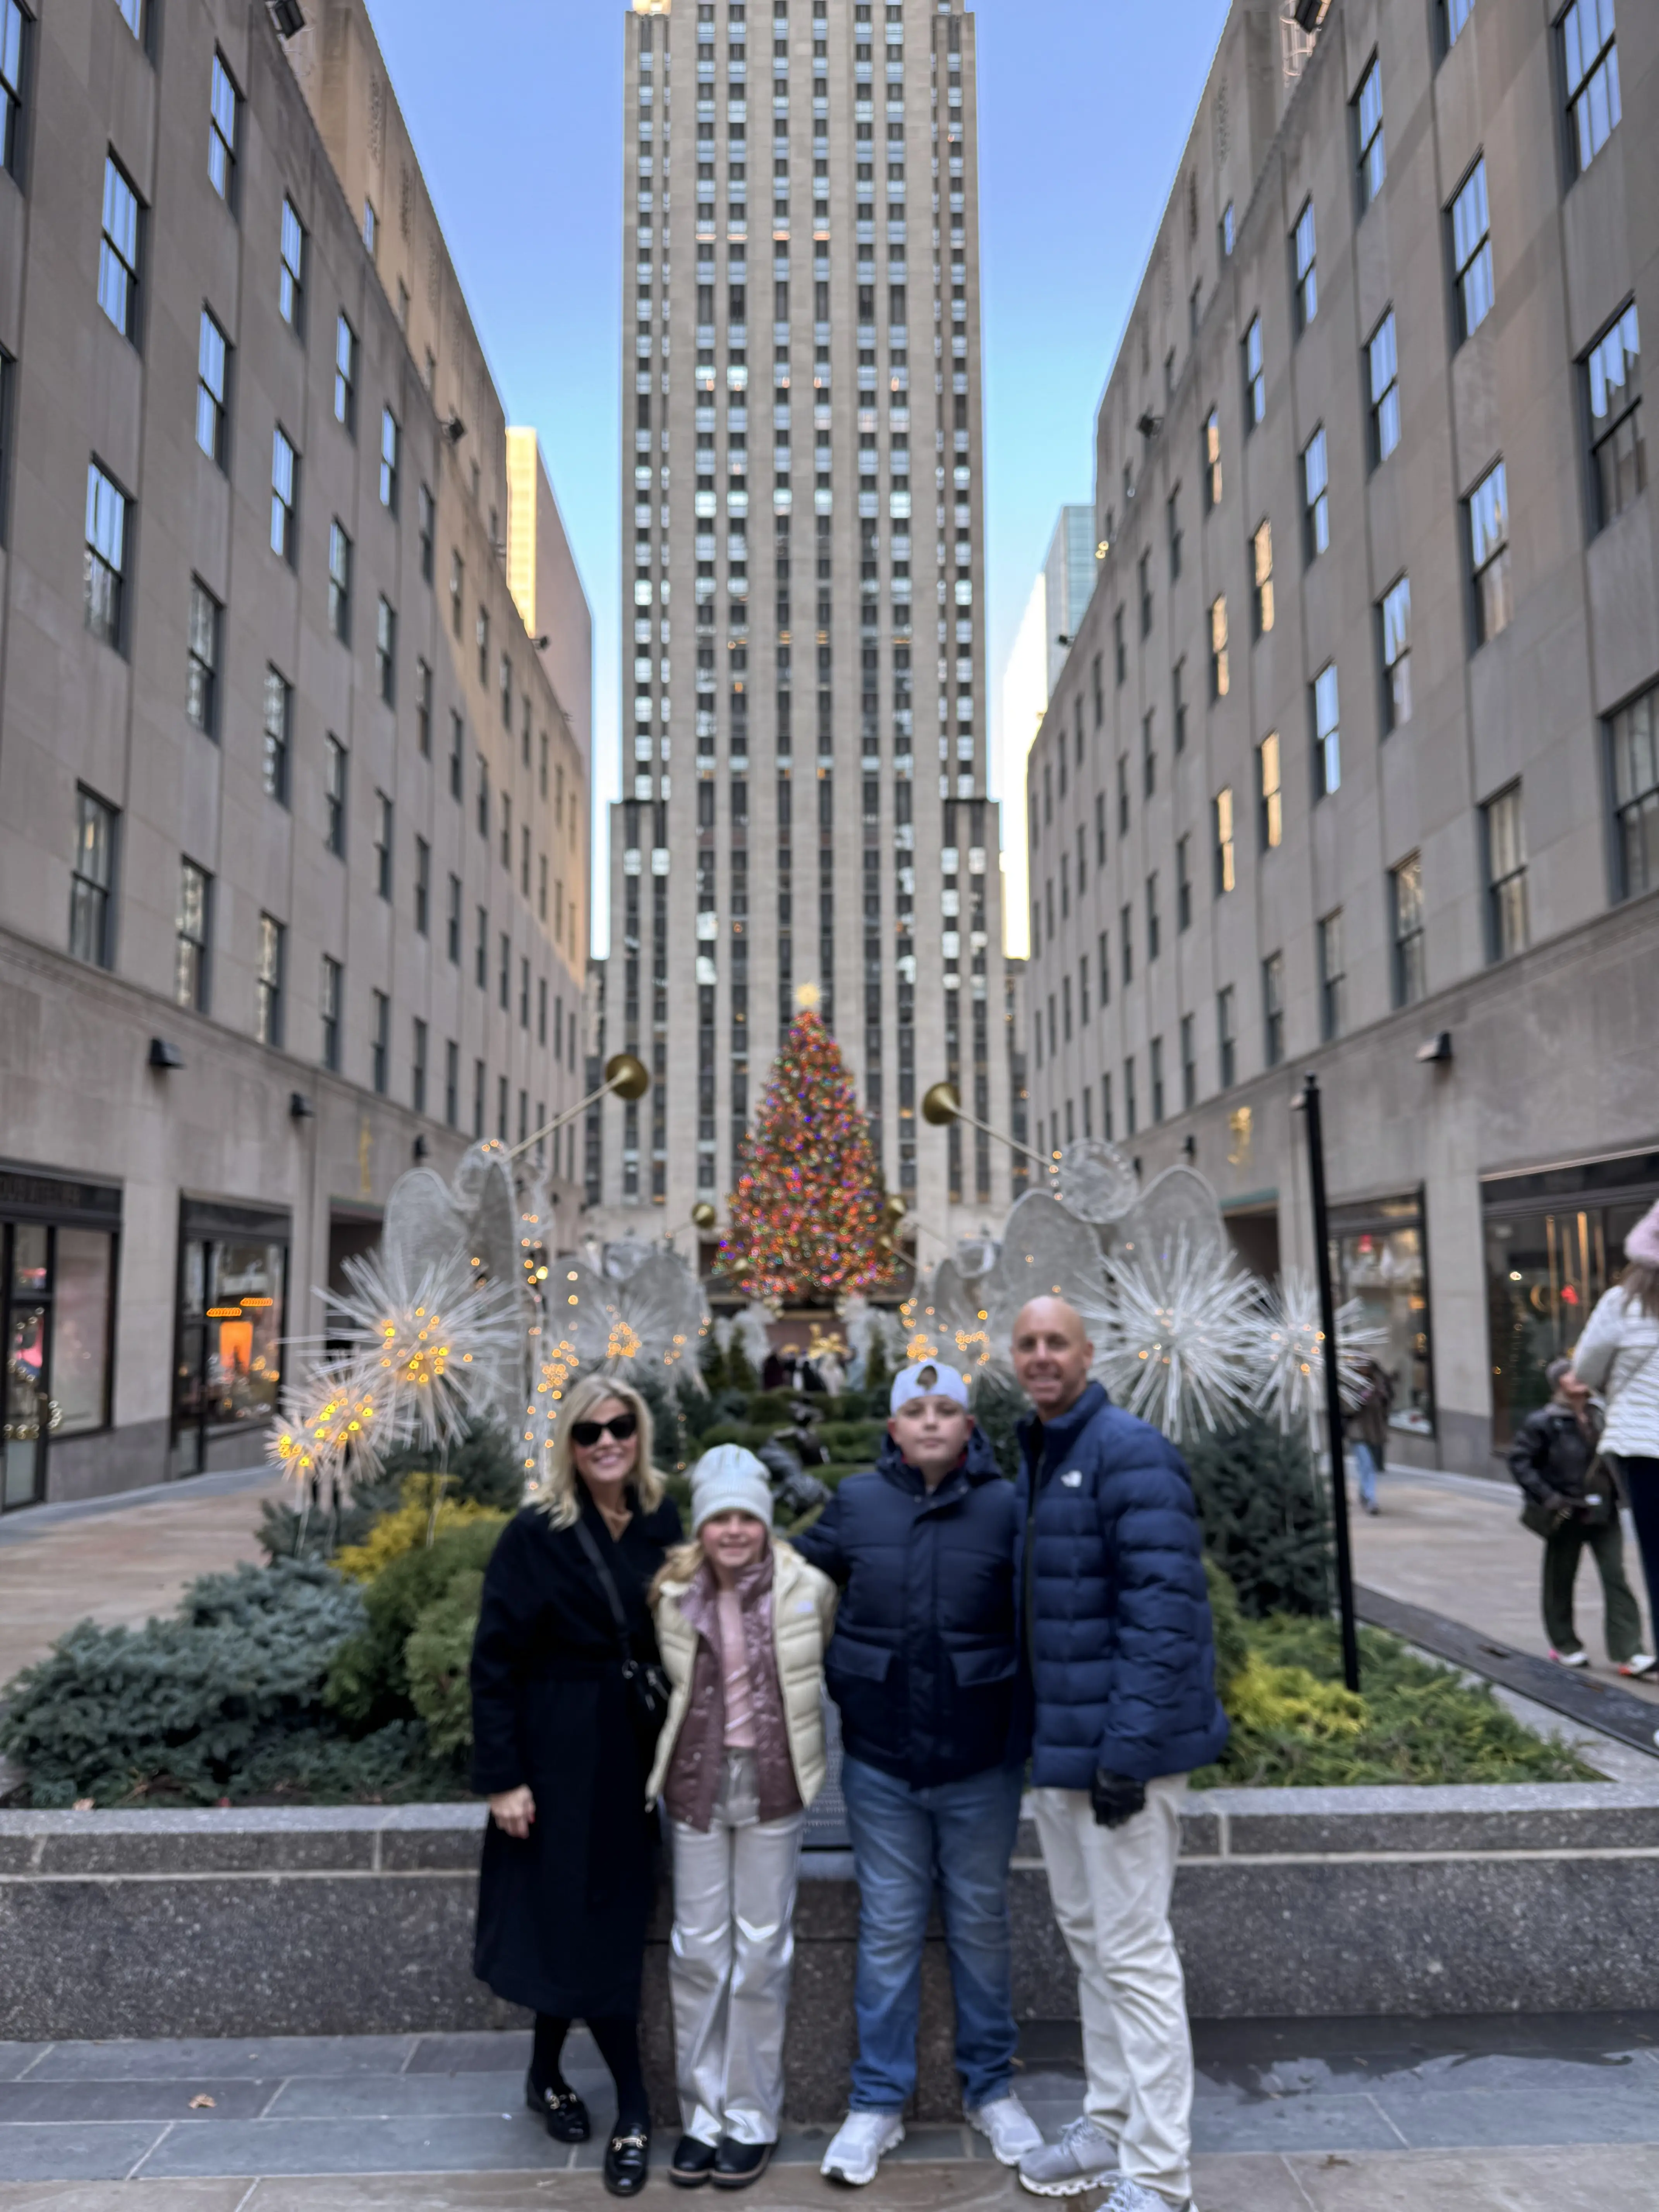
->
[793,1425,1020,1788]
[1015,1382,1228,1788]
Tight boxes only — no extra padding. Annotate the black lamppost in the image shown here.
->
[1295,1071,1361,1693]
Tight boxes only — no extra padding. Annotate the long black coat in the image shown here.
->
[470,1487,682,2020]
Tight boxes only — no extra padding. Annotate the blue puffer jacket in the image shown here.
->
[1015,1382,1229,1788]
[793,1425,1020,1788]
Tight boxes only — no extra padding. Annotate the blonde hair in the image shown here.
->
[651,1529,792,1607]
[1621,1262,1659,1322]
[536,1372,664,1530]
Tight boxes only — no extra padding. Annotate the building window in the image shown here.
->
[1378,575,1412,732]
[1585,302,1643,531]
[98,156,143,341]
[1168,489,1183,580]
[1181,1013,1197,1110]
[324,734,347,855]
[319,953,341,1071]
[270,427,297,562]
[84,462,127,649]
[412,1018,428,1116]
[444,1039,459,1127]
[1391,853,1426,1008]
[1314,664,1341,798]
[175,858,210,1011]
[450,713,464,801]
[0,348,10,544]
[1451,158,1494,343]
[1215,986,1237,1090]
[208,52,239,206]
[1368,310,1400,464]
[1120,901,1133,984]
[115,0,144,38]
[1468,460,1511,645]
[1221,200,1235,257]
[262,666,291,805]
[1172,658,1187,752]
[1258,732,1283,849]
[1302,427,1330,560]
[374,790,393,900]
[1213,787,1236,893]
[1113,605,1126,685]
[196,310,228,465]
[418,482,435,584]
[1209,596,1229,700]
[256,913,285,1046]
[363,198,377,259]
[279,198,305,329]
[1561,0,1620,180]
[1146,873,1161,960]
[1176,835,1192,931]
[334,315,356,432]
[186,577,220,735]
[1610,681,1659,900]
[1442,0,1476,49]
[446,873,461,962]
[1252,519,1274,636]
[410,836,430,938]
[371,990,389,1095]
[1263,951,1285,1066]
[1319,910,1346,1040]
[69,788,117,967]
[326,520,351,642]
[0,0,27,179]
[1294,200,1317,330]
[415,658,432,757]
[1243,314,1265,428]
[376,596,396,704]
[1356,55,1385,209]
[1484,783,1528,960]
[1203,407,1222,509]
[1150,1037,1166,1124]
[1139,549,1153,638]
[380,406,400,512]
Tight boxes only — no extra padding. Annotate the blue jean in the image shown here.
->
[840,1754,1024,2113]
[1352,1441,1379,1510]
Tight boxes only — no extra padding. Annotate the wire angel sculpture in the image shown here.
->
[1097,1230,1265,1443]
[1255,1271,1391,1438]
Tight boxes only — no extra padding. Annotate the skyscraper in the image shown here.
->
[998,504,1096,959]
[589,0,1013,1259]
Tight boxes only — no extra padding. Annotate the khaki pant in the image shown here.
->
[1032,1777,1192,2207]
[668,1751,804,2147]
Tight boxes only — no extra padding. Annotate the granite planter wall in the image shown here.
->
[5,1784,1659,2122]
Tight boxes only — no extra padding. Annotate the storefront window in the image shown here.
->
[53,1229,113,1435]
[1,1207,119,1511]
[172,1212,288,1475]
[1331,1195,1434,1436]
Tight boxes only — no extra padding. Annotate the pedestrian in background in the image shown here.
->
[647,1447,837,2191]
[1346,1357,1393,1516]
[470,1374,681,2199]
[793,1363,1043,2186]
[1010,1298,1227,2212]
[1508,1357,1653,1676]
[1572,1200,1659,1652]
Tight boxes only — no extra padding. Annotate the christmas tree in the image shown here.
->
[721,1012,899,1306]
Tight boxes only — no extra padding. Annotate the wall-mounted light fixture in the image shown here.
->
[289,1092,316,1121]
[148,1038,184,1072]
[1415,1031,1454,1065]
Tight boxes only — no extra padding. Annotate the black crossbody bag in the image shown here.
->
[573,1516,672,1778]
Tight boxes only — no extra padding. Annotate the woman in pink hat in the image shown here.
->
[1572,1199,1659,1650]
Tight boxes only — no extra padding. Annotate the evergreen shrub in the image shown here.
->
[1183,1417,1333,1618]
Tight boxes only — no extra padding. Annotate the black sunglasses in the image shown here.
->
[571,1413,638,1448]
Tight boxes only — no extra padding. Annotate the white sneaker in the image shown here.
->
[821,2110,905,2186]
[1618,1653,1658,1679]
[1018,2114,1119,2196]
[966,2090,1046,2166]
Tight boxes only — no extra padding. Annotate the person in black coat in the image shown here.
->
[471,1371,682,2198]
[792,1361,1044,2185]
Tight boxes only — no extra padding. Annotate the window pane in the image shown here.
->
[53,1230,114,1435]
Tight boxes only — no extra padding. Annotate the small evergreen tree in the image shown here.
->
[1183,1417,1333,1618]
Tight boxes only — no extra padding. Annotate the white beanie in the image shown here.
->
[690,1444,775,1534]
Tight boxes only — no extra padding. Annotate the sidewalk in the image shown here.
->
[3,2018,1657,2207]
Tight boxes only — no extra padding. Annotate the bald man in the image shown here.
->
[1009,1298,1227,2212]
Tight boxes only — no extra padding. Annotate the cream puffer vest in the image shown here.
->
[646,1539,838,1810]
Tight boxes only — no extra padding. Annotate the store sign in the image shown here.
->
[0,1164,122,1226]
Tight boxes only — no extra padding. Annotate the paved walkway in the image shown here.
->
[3,2018,1657,2206]
[0,1467,283,1692]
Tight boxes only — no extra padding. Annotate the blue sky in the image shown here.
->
[369,0,1231,947]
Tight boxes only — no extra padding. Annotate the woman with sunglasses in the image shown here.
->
[471,1371,682,2197]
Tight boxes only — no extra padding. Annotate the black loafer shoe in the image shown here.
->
[604,2127,651,2198]
[524,2070,590,2143]
[711,2138,775,2190]
[670,2134,720,2188]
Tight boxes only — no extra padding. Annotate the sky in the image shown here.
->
[368,0,1233,954]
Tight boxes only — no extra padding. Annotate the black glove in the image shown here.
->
[1090,1770,1146,1830]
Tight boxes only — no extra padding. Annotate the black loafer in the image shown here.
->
[712,2139,774,2190]
[524,2070,590,2143]
[670,2134,720,2188]
[604,2127,651,2198]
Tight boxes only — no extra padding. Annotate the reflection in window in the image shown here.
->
[1356,57,1385,208]
[1484,782,1528,960]
[1451,158,1494,342]
[170,1231,288,1476]
[1468,460,1511,645]
[1335,1206,1434,1437]
[1610,680,1659,901]
[1561,0,1620,179]
[1369,311,1400,464]
[1585,303,1643,531]
[1381,575,1412,730]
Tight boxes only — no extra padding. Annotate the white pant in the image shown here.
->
[1032,1777,1193,2207]
[668,1750,805,2146]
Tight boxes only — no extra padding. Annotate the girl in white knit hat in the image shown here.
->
[647,1445,838,2190]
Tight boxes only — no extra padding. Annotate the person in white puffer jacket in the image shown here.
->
[1572,1198,1659,1654]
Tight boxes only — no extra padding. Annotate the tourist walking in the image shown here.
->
[470,1374,682,2198]
[1010,1298,1228,2212]
[793,1363,1043,2186]
[1507,1357,1653,1675]
[1346,1357,1393,1515]
[647,1446,838,2190]
[1572,1200,1659,1650]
